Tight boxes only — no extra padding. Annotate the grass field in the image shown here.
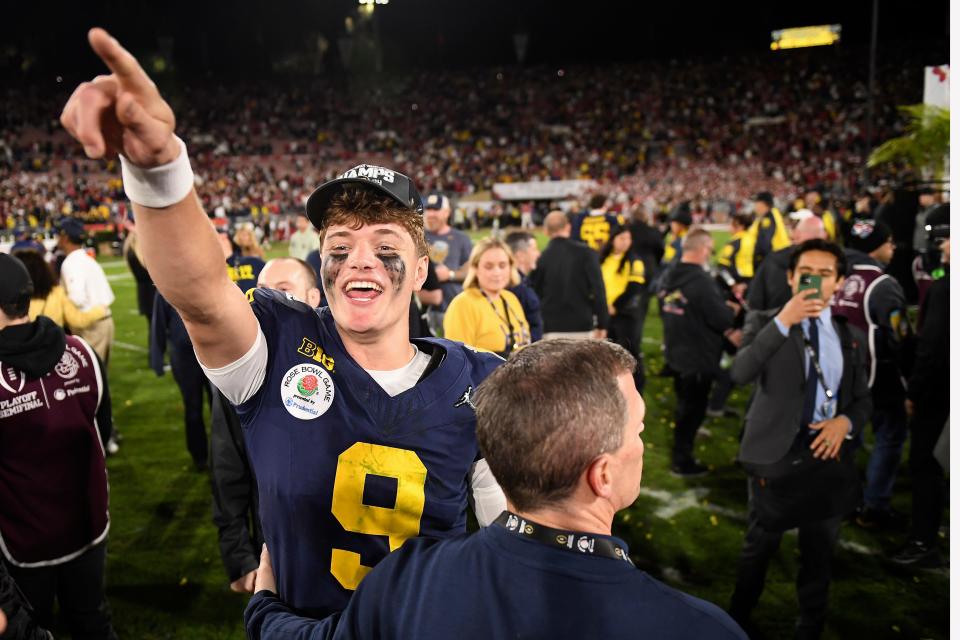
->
[83,233,948,639]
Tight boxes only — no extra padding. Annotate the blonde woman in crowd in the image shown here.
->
[14,249,108,330]
[444,237,531,358]
[233,223,266,260]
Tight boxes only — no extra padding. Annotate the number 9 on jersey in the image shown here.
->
[330,442,428,590]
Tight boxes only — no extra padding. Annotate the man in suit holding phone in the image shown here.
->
[727,239,872,639]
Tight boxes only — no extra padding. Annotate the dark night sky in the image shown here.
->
[1,0,950,82]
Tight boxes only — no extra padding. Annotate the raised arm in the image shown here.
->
[60,29,257,368]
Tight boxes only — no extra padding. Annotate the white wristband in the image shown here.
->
[120,136,195,209]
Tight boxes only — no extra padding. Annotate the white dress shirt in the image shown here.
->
[60,249,115,311]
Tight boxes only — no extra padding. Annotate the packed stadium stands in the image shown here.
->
[0,44,937,234]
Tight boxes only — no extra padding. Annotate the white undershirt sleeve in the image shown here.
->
[198,326,269,405]
[469,458,507,526]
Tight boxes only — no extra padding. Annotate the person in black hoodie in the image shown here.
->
[659,229,738,476]
[0,254,116,639]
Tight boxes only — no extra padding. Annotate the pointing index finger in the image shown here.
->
[88,28,152,91]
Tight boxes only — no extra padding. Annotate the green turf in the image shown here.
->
[89,235,946,639]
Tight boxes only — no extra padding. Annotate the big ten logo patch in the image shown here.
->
[298,337,335,372]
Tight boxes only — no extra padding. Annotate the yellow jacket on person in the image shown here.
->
[443,288,530,356]
[602,254,645,308]
[821,210,839,242]
[29,286,108,330]
[748,207,790,267]
[661,230,686,265]
[718,230,755,281]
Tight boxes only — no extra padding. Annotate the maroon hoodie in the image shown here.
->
[0,317,110,566]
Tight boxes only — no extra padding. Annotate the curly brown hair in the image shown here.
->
[320,187,428,257]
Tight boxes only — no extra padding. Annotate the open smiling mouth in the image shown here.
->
[344,280,384,302]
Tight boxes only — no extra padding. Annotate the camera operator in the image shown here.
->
[892,204,950,568]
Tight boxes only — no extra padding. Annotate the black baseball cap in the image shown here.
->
[668,202,692,226]
[57,216,86,242]
[753,191,774,206]
[0,254,34,304]
[848,219,893,254]
[305,164,423,230]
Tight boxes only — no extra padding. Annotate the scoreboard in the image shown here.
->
[770,25,841,50]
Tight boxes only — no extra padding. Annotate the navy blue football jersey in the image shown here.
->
[237,288,501,617]
[570,211,625,251]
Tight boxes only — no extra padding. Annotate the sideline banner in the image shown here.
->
[492,180,596,201]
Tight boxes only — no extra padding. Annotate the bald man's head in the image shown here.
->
[258,257,322,307]
[544,211,571,238]
[792,216,827,244]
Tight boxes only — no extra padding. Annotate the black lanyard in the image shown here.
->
[486,295,528,356]
[801,326,835,402]
[494,511,634,566]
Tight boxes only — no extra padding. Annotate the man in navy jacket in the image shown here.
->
[245,340,745,640]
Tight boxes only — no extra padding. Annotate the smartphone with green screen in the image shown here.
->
[798,273,822,299]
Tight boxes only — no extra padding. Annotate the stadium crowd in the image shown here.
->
[0,44,937,237]
[0,28,950,640]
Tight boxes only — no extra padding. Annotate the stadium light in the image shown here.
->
[358,0,389,4]
[770,25,841,50]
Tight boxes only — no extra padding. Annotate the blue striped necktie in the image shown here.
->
[801,318,820,426]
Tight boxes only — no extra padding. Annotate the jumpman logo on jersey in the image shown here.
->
[454,386,475,410]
